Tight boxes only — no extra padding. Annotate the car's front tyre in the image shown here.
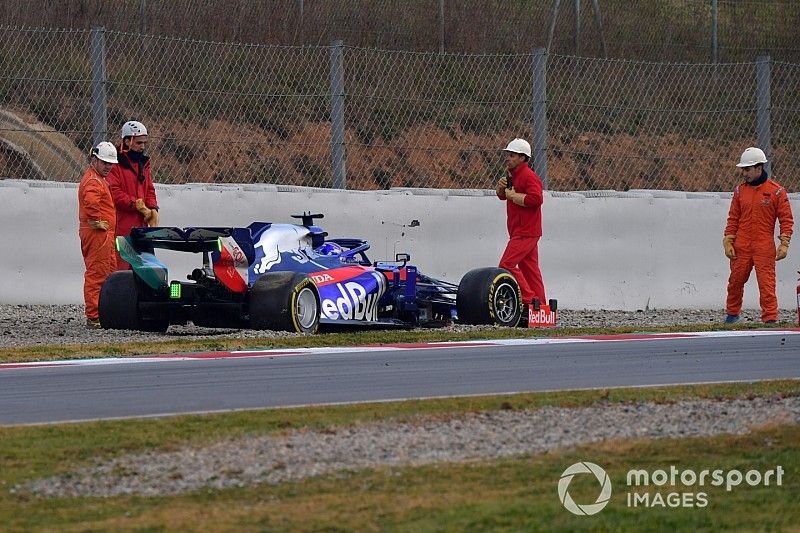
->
[456,267,523,327]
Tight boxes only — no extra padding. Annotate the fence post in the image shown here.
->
[438,0,445,54]
[756,54,771,175]
[139,0,147,34]
[297,0,304,44]
[532,47,549,189]
[574,0,581,55]
[90,26,108,148]
[329,40,347,189]
[711,0,718,63]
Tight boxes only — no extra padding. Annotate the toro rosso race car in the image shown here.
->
[99,213,541,333]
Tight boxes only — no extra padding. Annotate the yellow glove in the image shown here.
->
[722,235,736,260]
[134,198,152,218]
[776,234,790,261]
[88,219,109,231]
[146,209,160,227]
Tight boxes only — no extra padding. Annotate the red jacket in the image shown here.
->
[497,163,544,238]
[107,148,158,238]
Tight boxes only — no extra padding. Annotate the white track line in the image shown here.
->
[3,329,799,370]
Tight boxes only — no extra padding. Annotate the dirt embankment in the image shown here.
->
[148,119,755,191]
[1,111,761,192]
[0,110,86,181]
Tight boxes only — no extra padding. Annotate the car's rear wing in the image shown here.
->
[127,227,249,254]
[118,226,260,292]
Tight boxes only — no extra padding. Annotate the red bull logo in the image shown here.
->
[529,304,557,327]
[319,271,387,321]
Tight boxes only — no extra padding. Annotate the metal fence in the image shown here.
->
[4,1,800,62]
[1,27,799,191]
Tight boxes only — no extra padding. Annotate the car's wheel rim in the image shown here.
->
[493,281,518,324]
[295,287,319,330]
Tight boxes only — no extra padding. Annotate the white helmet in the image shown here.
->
[121,120,148,138]
[503,138,531,158]
[736,147,768,167]
[91,141,118,164]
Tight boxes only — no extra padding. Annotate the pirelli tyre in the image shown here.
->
[249,272,320,333]
[98,271,169,332]
[456,267,523,327]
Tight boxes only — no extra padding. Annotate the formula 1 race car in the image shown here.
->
[98,213,529,333]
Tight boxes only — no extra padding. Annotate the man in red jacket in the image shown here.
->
[495,138,546,307]
[107,120,160,269]
[723,147,793,324]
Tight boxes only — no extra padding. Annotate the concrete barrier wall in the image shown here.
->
[1,180,798,311]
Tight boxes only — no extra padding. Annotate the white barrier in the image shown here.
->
[1,180,798,310]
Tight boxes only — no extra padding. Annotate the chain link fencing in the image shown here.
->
[1,26,799,191]
[104,32,333,185]
[773,61,800,189]
[0,28,93,182]
[3,0,800,62]
[548,56,772,192]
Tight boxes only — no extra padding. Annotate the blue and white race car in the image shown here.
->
[99,213,528,333]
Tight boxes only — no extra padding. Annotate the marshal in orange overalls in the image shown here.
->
[724,174,793,322]
[78,166,117,321]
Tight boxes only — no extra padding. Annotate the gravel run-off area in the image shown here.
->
[2,304,798,348]
[18,396,799,498]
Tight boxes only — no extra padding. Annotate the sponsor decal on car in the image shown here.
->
[252,224,314,275]
[529,303,557,327]
[318,271,387,321]
[311,272,335,285]
[214,236,249,292]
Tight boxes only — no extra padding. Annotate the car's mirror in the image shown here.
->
[395,253,410,264]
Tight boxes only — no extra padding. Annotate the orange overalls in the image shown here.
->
[78,166,117,320]
[724,177,793,322]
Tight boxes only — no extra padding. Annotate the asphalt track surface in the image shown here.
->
[1,331,799,425]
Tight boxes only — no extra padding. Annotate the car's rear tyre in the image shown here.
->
[99,271,169,332]
[456,267,523,327]
[249,272,320,333]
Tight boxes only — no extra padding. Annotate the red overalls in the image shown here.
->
[497,163,546,304]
